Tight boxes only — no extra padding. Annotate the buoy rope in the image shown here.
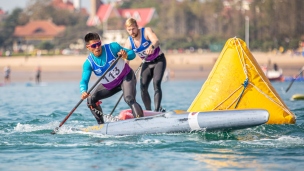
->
[236,38,292,115]
[235,37,292,115]
[249,83,292,114]
[213,85,243,110]
[232,38,250,109]
[234,37,248,77]
[234,78,249,108]
[212,38,250,110]
[211,37,293,116]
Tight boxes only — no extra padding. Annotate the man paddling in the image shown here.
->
[80,32,144,124]
[124,18,167,112]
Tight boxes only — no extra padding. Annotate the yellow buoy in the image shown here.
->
[291,94,304,101]
[188,37,295,124]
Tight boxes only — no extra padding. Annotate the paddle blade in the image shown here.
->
[51,127,59,134]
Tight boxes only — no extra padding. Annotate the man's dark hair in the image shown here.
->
[84,33,100,44]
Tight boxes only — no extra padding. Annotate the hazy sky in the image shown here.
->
[0,0,91,13]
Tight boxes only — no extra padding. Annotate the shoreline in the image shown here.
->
[1,52,304,83]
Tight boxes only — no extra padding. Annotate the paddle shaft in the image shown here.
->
[51,56,122,133]
[285,68,304,92]
[109,58,146,116]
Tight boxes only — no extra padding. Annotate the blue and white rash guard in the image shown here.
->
[80,42,135,93]
[128,28,160,61]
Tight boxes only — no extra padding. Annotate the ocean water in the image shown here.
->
[0,80,304,171]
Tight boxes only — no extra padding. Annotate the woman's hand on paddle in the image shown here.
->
[117,49,127,59]
[81,92,89,100]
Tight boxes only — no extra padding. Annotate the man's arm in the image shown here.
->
[145,27,160,49]
[144,27,160,55]
[122,39,133,64]
[79,60,92,94]
[110,42,136,60]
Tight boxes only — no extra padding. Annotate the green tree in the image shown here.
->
[0,8,23,49]
[37,41,54,50]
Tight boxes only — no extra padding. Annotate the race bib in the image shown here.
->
[100,59,125,84]
[136,50,147,58]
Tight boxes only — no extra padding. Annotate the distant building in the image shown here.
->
[52,0,75,11]
[87,3,157,28]
[119,8,156,28]
[87,3,121,30]
[87,1,157,44]
[13,20,66,53]
[52,0,88,14]
[0,8,6,22]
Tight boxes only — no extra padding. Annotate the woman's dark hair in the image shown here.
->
[84,33,100,44]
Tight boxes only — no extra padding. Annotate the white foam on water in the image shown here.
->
[14,123,48,132]
[141,139,162,144]
[3,141,109,147]
[239,135,304,147]
[12,120,85,134]
[276,135,304,145]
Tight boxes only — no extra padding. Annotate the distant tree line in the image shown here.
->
[126,0,304,52]
[0,0,98,54]
[0,0,303,53]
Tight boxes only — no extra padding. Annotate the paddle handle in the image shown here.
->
[109,94,123,116]
[58,99,83,127]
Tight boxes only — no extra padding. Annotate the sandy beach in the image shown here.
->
[1,51,304,83]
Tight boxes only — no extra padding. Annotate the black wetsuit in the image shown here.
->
[4,67,10,80]
[36,69,41,83]
[128,28,167,111]
[87,69,143,123]
[140,53,167,111]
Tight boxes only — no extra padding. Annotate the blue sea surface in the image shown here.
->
[0,80,304,171]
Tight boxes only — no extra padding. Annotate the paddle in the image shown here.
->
[109,57,147,116]
[285,67,304,93]
[51,55,122,134]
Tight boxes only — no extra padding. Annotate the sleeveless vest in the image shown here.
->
[129,28,160,61]
[87,44,131,90]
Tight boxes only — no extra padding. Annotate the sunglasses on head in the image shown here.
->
[88,41,101,48]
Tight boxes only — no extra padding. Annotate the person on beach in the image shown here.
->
[36,66,41,84]
[4,65,11,84]
[124,18,167,112]
[80,32,143,124]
